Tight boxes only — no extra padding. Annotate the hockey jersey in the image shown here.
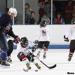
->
[39,26,49,41]
[19,41,35,56]
[65,26,75,40]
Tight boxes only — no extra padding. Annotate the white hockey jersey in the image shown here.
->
[65,26,75,40]
[19,41,34,56]
[39,26,49,41]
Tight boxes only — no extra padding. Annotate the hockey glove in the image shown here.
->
[64,35,69,42]
[17,52,27,61]
[14,36,20,43]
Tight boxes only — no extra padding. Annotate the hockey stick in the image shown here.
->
[37,57,56,69]
[28,48,56,69]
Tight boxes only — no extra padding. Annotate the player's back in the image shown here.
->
[39,26,49,41]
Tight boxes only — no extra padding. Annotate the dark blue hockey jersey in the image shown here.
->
[0,13,17,38]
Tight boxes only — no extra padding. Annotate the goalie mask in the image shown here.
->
[20,37,28,48]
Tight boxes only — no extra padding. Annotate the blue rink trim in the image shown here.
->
[13,44,70,50]
[28,45,70,49]
[48,45,70,49]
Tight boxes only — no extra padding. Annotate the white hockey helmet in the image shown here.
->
[9,7,17,17]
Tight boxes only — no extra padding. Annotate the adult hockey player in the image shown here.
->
[17,37,41,71]
[0,7,20,66]
[37,20,50,59]
[64,26,75,61]
[7,39,18,63]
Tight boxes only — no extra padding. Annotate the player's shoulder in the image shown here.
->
[0,13,10,20]
[1,13,7,17]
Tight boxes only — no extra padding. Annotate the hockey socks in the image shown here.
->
[26,63,31,70]
[68,52,73,61]
[35,63,41,69]
[43,52,46,59]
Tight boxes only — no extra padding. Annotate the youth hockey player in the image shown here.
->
[37,20,50,59]
[64,26,75,61]
[17,37,41,71]
[0,7,20,66]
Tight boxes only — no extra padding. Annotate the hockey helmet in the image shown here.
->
[40,20,47,27]
[20,37,28,47]
[9,7,17,17]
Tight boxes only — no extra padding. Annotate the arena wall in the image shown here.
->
[12,25,72,49]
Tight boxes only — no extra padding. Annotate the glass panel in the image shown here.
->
[14,0,23,24]
[7,0,13,8]
[7,0,23,25]
[25,0,39,25]
[1,0,75,25]
[25,0,51,25]
[0,0,6,17]
[53,0,75,25]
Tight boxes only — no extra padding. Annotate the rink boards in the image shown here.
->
[12,25,72,49]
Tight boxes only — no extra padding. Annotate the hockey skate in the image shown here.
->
[7,57,12,63]
[35,63,41,69]
[0,60,10,66]
[23,63,31,72]
[26,63,31,70]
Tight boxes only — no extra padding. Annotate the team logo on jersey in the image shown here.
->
[42,30,46,36]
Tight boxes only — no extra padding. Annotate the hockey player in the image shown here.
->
[0,7,20,66]
[17,37,41,71]
[37,20,50,59]
[64,26,75,61]
[7,39,18,63]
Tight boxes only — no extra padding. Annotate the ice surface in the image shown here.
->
[0,49,75,75]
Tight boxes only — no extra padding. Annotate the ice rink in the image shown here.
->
[0,48,75,75]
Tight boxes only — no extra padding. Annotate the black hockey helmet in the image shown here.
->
[20,37,28,47]
[40,20,47,27]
